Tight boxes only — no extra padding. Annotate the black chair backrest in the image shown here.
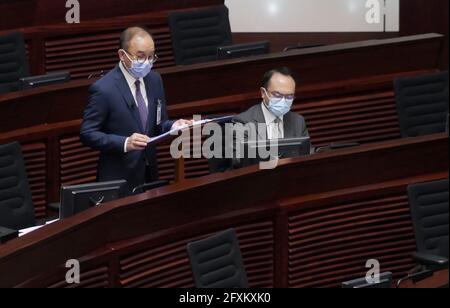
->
[394,71,449,137]
[0,142,36,230]
[408,179,449,260]
[0,32,30,95]
[168,5,233,66]
[187,228,248,288]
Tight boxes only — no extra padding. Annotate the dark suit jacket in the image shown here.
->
[80,65,173,193]
[231,104,310,168]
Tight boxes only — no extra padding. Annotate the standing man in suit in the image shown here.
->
[231,67,310,168]
[80,27,192,193]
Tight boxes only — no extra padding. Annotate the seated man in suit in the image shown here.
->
[231,67,310,168]
[80,27,192,194]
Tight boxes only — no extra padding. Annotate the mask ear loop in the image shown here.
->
[120,49,134,66]
[120,49,139,78]
[262,88,271,108]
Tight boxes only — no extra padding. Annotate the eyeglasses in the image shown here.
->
[122,49,158,64]
[264,88,295,101]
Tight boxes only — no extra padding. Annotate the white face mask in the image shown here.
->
[263,89,294,117]
[122,50,153,79]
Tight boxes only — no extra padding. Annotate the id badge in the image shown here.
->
[157,99,162,125]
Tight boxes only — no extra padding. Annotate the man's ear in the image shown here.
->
[261,87,268,104]
[260,87,266,100]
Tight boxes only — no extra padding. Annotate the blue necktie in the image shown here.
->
[135,80,148,130]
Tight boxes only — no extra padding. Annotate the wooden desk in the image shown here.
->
[0,33,444,133]
[398,269,449,288]
[0,134,447,288]
[0,34,445,219]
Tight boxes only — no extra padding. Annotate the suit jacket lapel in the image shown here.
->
[114,66,145,133]
[283,113,296,138]
[144,77,155,135]
[252,105,268,140]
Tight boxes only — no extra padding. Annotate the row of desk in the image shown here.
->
[0,33,445,219]
[0,30,447,287]
[0,133,447,287]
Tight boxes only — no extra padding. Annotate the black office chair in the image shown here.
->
[0,142,36,230]
[168,5,233,66]
[0,32,30,95]
[187,228,248,288]
[394,71,449,137]
[408,179,449,271]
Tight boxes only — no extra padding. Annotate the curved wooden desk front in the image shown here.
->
[0,134,448,288]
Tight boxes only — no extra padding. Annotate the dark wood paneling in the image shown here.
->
[0,70,433,209]
[287,192,415,288]
[161,34,444,105]
[0,0,224,30]
[116,220,274,288]
[59,135,98,186]
[0,1,224,78]
[0,34,444,220]
[0,34,444,133]
[43,26,175,79]
[0,134,447,288]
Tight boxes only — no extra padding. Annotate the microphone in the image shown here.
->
[127,100,135,110]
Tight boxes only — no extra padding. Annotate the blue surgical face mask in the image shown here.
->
[263,89,294,118]
[123,51,153,79]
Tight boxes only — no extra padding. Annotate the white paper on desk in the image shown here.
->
[18,219,59,237]
[147,115,234,145]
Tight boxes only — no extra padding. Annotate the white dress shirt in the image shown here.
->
[119,61,149,153]
[261,103,284,139]
[119,61,148,108]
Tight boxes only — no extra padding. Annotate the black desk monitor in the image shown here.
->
[240,137,311,167]
[60,180,127,219]
[217,41,270,60]
[20,71,70,90]
[342,272,393,289]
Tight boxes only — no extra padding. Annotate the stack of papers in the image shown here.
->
[148,115,234,145]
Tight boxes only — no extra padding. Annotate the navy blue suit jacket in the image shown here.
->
[80,65,173,193]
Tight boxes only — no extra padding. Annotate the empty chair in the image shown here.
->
[187,228,248,288]
[168,5,233,66]
[0,32,30,95]
[394,71,449,137]
[0,142,36,230]
[408,179,449,270]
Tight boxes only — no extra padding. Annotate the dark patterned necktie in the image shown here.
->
[134,80,148,130]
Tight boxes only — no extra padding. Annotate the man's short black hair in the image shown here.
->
[120,26,154,51]
[262,67,298,89]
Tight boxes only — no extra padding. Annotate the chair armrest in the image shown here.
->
[0,226,19,244]
[414,252,449,268]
